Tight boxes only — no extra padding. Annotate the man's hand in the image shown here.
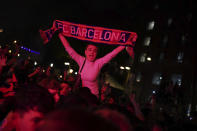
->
[126,46,134,59]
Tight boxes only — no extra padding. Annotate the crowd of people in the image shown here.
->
[0,37,197,130]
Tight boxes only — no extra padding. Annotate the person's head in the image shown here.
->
[76,87,99,107]
[56,94,88,109]
[60,82,71,96]
[45,79,61,103]
[36,108,119,131]
[2,84,55,131]
[95,108,133,131]
[85,44,98,62]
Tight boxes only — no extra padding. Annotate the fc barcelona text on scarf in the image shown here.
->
[55,21,132,44]
[40,20,137,45]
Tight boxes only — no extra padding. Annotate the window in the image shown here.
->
[144,37,151,46]
[171,74,182,86]
[154,4,159,10]
[147,21,155,30]
[181,35,186,45]
[0,28,3,33]
[162,35,168,47]
[152,73,162,85]
[159,52,165,62]
[187,13,192,22]
[136,72,142,82]
[139,53,147,63]
[177,52,184,63]
[167,18,173,26]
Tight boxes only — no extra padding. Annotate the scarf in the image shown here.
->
[40,20,137,58]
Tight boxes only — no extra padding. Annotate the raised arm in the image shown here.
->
[58,33,83,65]
[28,67,41,78]
[97,46,125,68]
[129,93,144,121]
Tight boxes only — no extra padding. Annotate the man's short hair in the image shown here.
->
[13,84,55,114]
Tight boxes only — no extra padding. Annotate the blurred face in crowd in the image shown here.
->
[48,89,60,103]
[2,109,44,131]
[47,80,61,102]
[85,44,98,62]
[16,110,43,131]
[60,83,71,96]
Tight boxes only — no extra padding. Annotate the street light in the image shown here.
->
[69,69,73,74]
[120,66,125,70]
[125,66,131,70]
[147,57,152,61]
[34,61,37,66]
[50,63,54,67]
[64,62,70,66]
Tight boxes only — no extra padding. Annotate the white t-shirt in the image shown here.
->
[65,44,123,96]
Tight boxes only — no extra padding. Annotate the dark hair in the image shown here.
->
[85,42,99,50]
[13,84,55,114]
[56,94,88,109]
[85,43,100,58]
[37,108,119,131]
[76,87,99,106]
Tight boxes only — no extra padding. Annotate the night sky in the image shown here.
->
[0,0,192,68]
[0,0,139,40]
[0,0,140,65]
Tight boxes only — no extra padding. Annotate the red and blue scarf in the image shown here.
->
[40,20,137,58]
